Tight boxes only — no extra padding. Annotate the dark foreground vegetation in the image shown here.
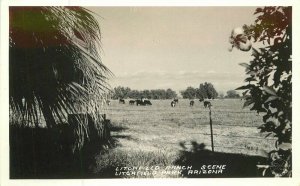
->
[10,114,111,179]
[9,7,112,179]
[175,142,268,178]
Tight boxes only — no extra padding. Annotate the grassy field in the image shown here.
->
[92,99,276,178]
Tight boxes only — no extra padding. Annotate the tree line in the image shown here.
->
[112,83,242,100]
[180,83,243,99]
[111,86,178,99]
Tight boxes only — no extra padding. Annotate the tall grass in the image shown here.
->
[93,149,177,178]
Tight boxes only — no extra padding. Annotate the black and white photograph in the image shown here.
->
[1,2,299,186]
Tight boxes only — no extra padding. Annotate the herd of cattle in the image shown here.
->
[118,98,152,106]
[107,98,212,108]
[170,98,212,108]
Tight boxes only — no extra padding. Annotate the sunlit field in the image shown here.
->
[93,99,276,178]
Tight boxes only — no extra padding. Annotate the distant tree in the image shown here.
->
[153,89,166,99]
[180,87,197,99]
[112,86,131,99]
[128,89,139,99]
[196,87,205,99]
[166,88,177,99]
[226,90,240,98]
[141,90,150,99]
[198,82,218,99]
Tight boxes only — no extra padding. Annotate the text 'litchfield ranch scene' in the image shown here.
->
[9,6,292,178]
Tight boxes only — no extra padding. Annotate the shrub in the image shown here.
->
[231,6,292,177]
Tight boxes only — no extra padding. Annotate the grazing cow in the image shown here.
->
[144,100,152,105]
[129,100,135,105]
[119,99,125,104]
[106,100,111,106]
[173,98,179,104]
[136,99,141,105]
[203,101,212,108]
[190,100,194,107]
[199,98,204,102]
[171,101,176,107]
[136,99,152,106]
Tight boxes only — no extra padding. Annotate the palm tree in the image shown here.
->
[9,7,111,129]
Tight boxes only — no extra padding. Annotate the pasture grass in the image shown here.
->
[93,149,178,178]
[92,99,275,178]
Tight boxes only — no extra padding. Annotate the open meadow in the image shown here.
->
[92,99,276,178]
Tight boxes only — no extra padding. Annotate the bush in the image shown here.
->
[231,6,292,177]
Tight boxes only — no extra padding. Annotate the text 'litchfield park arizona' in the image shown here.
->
[115,165,227,176]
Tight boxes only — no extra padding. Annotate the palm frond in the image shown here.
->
[9,6,112,128]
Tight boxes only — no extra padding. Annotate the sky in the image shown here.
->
[87,7,258,94]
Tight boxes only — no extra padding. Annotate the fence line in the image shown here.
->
[193,123,261,128]
[106,108,256,114]
[108,116,262,128]
[188,132,276,140]
[161,142,264,151]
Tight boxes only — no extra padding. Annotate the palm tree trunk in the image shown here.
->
[40,104,55,128]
